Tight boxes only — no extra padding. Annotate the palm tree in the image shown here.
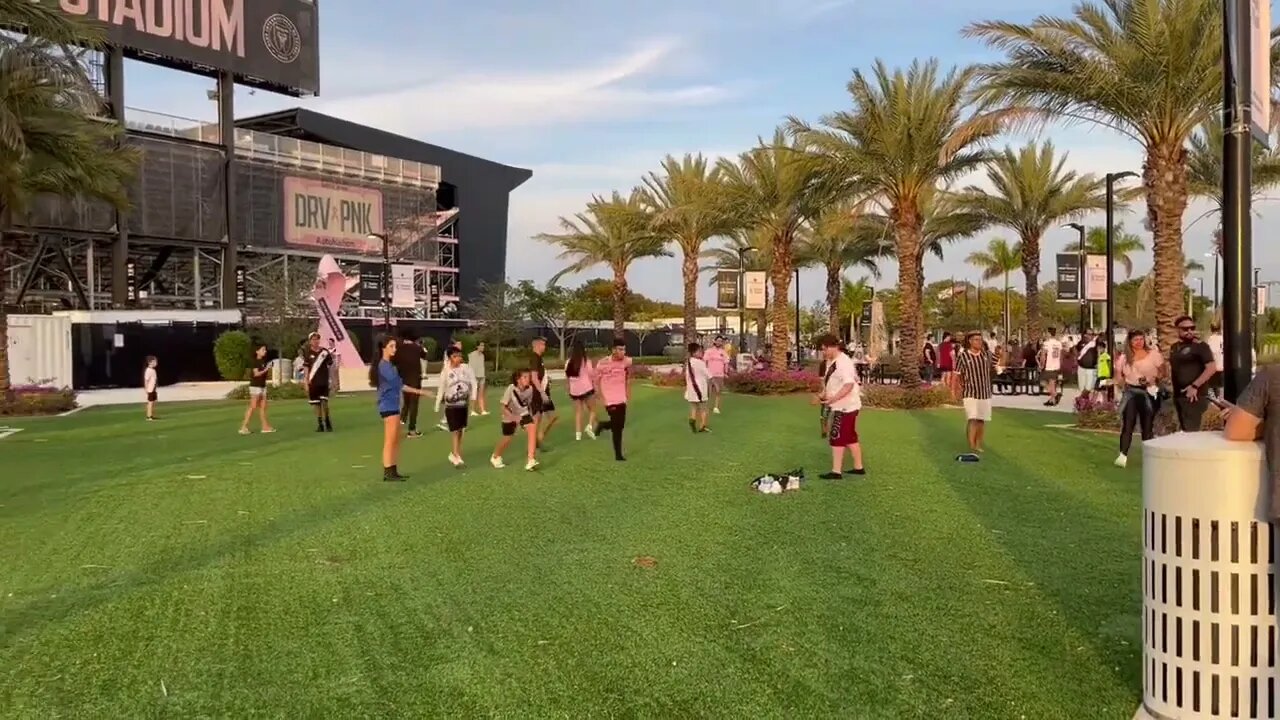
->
[839,276,875,336]
[701,229,772,347]
[1186,120,1280,218]
[1062,224,1146,279]
[1139,258,1206,320]
[789,59,1009,386]
[640,154,733,338]
[0,3,139,394]
[716,129,839,369]
[537,190,669,334]
[966,237,1022,340]
[796,199,888,334]
[957,142,1106,340]
[966,0,1222,349]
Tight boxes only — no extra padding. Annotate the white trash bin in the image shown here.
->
[1138,432,1274,719]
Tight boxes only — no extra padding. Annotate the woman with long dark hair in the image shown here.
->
[370,336,430,481]
[1113,330,1165,468]
[565,341,598,441]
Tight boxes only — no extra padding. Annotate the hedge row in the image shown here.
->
[1,386,78,416]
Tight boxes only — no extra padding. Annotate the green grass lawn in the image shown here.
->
[1,387,1142,719]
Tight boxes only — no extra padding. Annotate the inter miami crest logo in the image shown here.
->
[262,14,302,64]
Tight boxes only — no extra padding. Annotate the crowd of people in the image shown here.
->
[155,315,1262,483]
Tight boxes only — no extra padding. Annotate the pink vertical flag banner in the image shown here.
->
[312,255,365,369]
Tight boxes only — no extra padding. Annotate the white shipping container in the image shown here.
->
[6,314,73,389]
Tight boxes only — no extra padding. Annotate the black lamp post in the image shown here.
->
[1105,172,1137,345]
[736,247,756,354]
[1065,222,1087,332]
[367,232,391,327]
[1221,0,1254,398]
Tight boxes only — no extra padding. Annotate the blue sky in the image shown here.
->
[121,0,1261,306]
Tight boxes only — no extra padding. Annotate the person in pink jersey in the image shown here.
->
[592,337,632,461]
[704,335,730,415]
[565,341,599,441]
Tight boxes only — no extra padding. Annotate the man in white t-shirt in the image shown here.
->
[814,334,864,479]
[1207,322,1225,388]
[1038,327,1064,406]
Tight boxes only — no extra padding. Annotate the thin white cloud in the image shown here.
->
[304,37,734,136]
[795,0,858,22]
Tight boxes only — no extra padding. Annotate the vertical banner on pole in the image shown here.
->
[743,271,767,310]
[715,270,740,310]
[358,262,382,305]
[1055,254,1081,301]
[390,264,415,309]
[125,260,136,302]
[1251,0,1272,144]
[1084,255,1108,301]
[428,273,441,316]
[1255,285,1267,315]
[234,266,246,306]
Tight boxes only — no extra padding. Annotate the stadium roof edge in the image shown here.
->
[234,108,533,193]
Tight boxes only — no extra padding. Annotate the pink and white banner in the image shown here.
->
[312,255,365,369]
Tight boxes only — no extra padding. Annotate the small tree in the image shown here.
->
[213,330,254,381]
[513,280,576,360]
[246,261,315,367]
[468,280,524,372]
[632,311,661,357]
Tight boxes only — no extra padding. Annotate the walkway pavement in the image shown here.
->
[989,393,1075,413]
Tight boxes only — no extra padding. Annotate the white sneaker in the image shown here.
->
[449,453,464,467]
[1114,453,1128,468]
[481,411,491,416]
[575,432,582,441]
[238,427,251,435]
[713,407,721,415]
[437,422,448,431]
[525,458,539,471]
[490,456,505,469]
[585,426,596,439]
[471,410,479,417]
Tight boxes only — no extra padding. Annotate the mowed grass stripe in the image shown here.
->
[1,389,1142,719]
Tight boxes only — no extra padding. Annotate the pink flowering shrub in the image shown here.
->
[725,370,823,395]
[1,384,78,416]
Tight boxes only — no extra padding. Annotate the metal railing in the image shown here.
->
[123,107,442,189]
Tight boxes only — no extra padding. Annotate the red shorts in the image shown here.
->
[828,410,859,446]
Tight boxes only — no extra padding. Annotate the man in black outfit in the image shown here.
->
[1169,315,1218,432]
[529,337,559,445]
[395,331,426,437]
[300,332,334,432]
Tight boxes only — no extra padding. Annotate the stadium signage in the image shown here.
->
[45,0,319,96]
[284,177,383,254]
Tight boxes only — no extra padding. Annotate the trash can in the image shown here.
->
[1137,432,1274,719]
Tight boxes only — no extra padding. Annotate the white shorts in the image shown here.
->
[963,397,992,422]
[249,386,266,397]
[1078,368,1097,392]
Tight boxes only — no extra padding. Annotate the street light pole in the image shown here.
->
[1221,0,1253,398]
[1066,222,1086,331]
[1105,172,1137,346]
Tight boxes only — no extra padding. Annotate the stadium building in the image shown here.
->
[3,0,531,387]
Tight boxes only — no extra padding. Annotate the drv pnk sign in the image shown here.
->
[283,177,383,255]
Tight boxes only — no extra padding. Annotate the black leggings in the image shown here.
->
[1120,389,1156,455]
[598,403,627,458]
[402,389,421,430]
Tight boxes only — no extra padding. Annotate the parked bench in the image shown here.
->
[993,367,1043,396]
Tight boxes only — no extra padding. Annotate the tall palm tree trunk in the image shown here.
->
[767,240,793,370]
[894,212,924,388]
[611,269,628,337]
[680,249,698,341]
[1145,145,1190,352]
[825,264,841,334]
[1021,233,1042,340]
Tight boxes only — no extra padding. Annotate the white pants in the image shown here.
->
[1078,368,1097,393]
